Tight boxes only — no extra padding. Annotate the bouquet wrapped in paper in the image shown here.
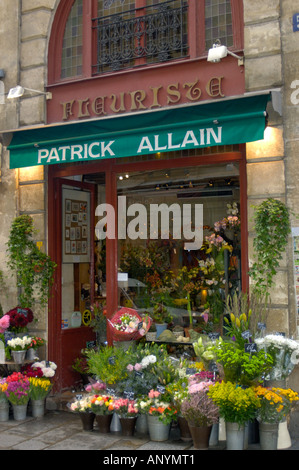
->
[108,307,151,342]
[255,334,299,380]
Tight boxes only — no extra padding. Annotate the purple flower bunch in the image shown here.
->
[5,372,30,405]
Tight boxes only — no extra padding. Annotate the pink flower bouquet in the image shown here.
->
[113,397,139,418]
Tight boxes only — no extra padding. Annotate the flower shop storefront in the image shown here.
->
[7,92,272,392]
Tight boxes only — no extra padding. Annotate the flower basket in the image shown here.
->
[108,307,151,342]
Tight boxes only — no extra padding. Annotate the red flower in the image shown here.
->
[6,307,34,328]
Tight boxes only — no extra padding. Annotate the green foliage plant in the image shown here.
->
[212,341,273,387]
[249,198,291,305]
[86,346,130,385]
[6,215,56,308]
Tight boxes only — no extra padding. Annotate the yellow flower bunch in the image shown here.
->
[90,394,115,415]
[254,386,299,423]
[208,381,259,425]
[29,377,52,400]
[0,382,8,394]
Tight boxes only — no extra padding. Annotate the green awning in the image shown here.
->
[8,93,271,169]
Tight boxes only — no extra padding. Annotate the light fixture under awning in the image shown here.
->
[8,92,271,169]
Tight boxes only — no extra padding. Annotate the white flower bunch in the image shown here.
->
[256,334,299,352]
[32,360,57,378]
[140,354,157,368]
[69,395,92,412]
[7,335,32,351]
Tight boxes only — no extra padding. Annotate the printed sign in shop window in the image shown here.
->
[62,188,90,263]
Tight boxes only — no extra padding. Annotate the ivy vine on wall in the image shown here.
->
[6,215,57,308]
[249,198,291,304]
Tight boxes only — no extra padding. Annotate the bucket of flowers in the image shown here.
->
[27,336,46,360]
[7,335,33,364]
[69,395,95,431]
[207,380,260,450]
[5,307,34,334]
[180,382,219,449]
[113,397,139,436]
[30,360,57,378]
[90,393,115,433]
[29,377,52,417]
[0,378,9,422]
[138,389,178,441]
[5,372,31,420]
[254,385,299,449]
[108,307,151,342]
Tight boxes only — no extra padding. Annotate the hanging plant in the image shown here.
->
[6,215,57,308]
[249,198,291,304]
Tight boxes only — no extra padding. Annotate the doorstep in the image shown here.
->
[46,390,75,412]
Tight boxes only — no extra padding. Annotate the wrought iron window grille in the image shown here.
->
[92,0,189,75]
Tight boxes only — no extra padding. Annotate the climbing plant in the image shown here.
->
[249,198,291,304]
[6,215,56,308]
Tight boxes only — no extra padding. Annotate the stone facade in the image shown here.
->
[0,1,299,390]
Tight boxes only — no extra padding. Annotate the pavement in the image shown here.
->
[1,407,299,453]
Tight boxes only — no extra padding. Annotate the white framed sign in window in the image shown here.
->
[62,188,90,263]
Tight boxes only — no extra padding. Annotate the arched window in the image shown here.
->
[48,0,243,84]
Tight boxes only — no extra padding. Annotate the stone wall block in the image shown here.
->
[247,160,285,197]
[244,21,281,57]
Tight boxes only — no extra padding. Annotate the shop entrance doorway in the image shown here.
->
[48,150,247,391]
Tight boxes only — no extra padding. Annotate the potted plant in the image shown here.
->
[181,384,219,449]
[207,381,260,450]
[6,215,57,308]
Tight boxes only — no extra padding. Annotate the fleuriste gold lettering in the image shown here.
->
[110,93,125,113]
[92,96,107,115]
[60,77,225,120]
[183,79,201,101]
[78,98,90,118]
[166,83,180,104]
[130,90,146,110]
